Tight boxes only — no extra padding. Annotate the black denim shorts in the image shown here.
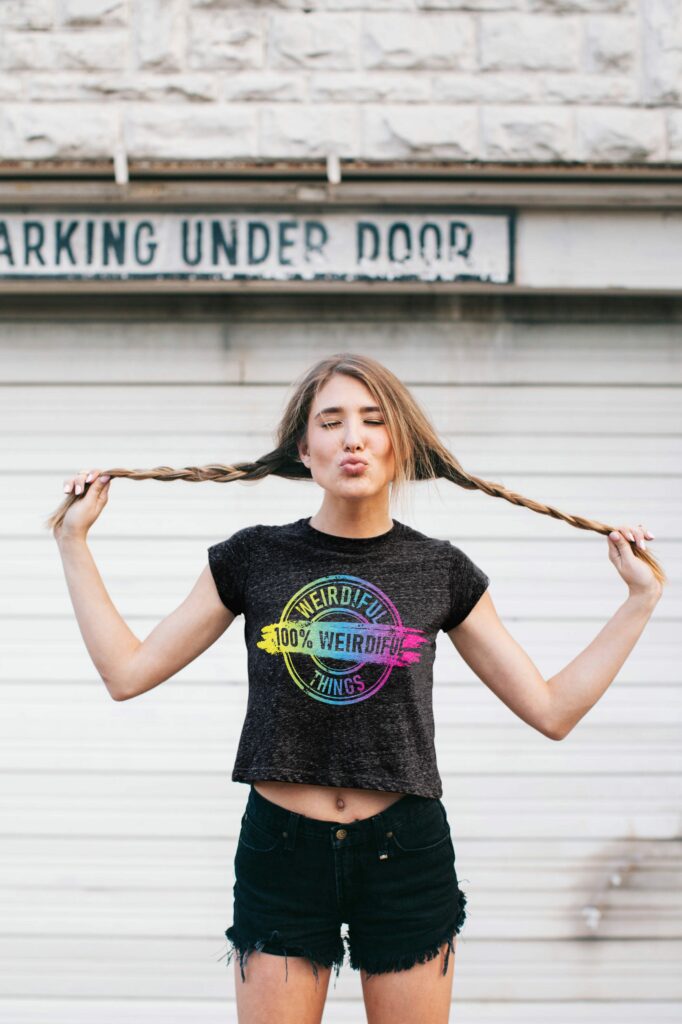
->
[220,784,468,985]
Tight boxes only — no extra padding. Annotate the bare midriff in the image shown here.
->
[252,780,406,823]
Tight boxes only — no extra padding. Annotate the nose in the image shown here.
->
[342,417,365,451]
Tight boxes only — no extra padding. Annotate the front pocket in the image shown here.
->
[389,804,451,854]
[238,812,282,853]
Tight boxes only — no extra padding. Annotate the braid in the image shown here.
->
[435,451,667,586]
[44,443,667,588]
[43,448,309,535]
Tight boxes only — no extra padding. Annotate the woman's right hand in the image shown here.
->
[55,468,112,543]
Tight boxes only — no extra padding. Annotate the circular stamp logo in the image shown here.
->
[257,574,428,706]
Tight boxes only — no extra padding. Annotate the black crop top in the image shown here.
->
[207,517,490,799]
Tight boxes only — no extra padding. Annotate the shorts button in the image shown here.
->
[336,828,347,839]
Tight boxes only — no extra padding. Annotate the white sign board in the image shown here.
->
[0,209,514,283]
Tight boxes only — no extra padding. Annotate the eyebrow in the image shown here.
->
[314,405,383,419]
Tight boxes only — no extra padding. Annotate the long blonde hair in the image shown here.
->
[45,351,666,586]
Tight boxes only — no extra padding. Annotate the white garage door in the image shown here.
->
[2,292,680,1024]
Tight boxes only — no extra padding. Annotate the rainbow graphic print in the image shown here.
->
[257,574,428,705]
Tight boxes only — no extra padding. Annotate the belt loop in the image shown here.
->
[283,810,299,851]
[372,813,390,861]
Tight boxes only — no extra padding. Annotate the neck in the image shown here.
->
[309,499,393,539]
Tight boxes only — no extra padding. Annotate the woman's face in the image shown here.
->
[298,374,395,499]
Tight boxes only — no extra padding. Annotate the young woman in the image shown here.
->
[49,353,664,1024]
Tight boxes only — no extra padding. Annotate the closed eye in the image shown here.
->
[321,420,384,428]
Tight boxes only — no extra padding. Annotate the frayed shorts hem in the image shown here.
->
[348,913,463,980]
[220,892,466,985]
[220,926,347,986]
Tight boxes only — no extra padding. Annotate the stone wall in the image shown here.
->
[1,0,680,164]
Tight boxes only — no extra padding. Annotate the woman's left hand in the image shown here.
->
[608,522,661,599]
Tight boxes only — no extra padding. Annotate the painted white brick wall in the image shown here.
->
[0,0,679,164]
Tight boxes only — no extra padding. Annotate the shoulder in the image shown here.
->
[395,521,453,556]
[209,524,256,551]
[207,524,263,568]
[400,525,488,579]
[446,541,490,586]
[209,521,296,553]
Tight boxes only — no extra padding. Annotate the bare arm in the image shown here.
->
[54,467,237,700]
[57,534,235,701]
[544,588,659,737]
[446,523,663,741]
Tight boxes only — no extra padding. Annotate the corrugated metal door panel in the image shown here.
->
[1,717,681,773]
[2,781,680,845]
[2,383,682,432]
[0,295,678,1018]
[1,317,681,383]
